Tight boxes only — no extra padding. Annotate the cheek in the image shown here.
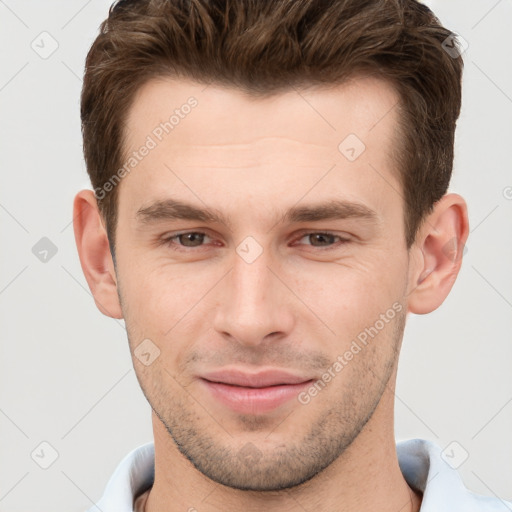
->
[124,256,191,300]
[122,262,224,347]
[288,255,406,340]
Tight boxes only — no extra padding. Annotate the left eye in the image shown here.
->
[295,232,348,248]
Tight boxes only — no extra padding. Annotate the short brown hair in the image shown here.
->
[81,0,464,256]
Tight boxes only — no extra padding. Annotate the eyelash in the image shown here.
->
[159,231,350,252]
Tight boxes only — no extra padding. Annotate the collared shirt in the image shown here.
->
[86,438,512,511]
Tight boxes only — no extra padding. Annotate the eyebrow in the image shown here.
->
[135,197,378,229]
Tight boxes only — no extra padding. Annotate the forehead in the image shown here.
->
[124,74,400,155]
[118,75,403,222]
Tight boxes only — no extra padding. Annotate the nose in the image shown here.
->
[212,246,295,348]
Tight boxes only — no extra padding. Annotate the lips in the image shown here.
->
[200,368,312,388]
[199,368,314,414]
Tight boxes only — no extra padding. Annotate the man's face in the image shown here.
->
[114,75,413,490]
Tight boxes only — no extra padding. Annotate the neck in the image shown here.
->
[144,374,422,512]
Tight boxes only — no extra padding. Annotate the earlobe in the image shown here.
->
[407,193,469,315]
[72,190,123,319]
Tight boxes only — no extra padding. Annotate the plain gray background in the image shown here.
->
[1,1,511,511]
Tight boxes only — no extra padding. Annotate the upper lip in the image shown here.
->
[200,369,314,388]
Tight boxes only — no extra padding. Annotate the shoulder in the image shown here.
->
[396,438,511,512]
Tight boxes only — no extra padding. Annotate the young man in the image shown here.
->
[73,0,510,511]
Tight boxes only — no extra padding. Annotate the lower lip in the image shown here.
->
[200,379,313,415]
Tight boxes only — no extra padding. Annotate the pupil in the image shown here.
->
[181,233,203,246]
[311,233,333,246]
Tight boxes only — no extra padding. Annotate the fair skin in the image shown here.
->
[73,75,469,512]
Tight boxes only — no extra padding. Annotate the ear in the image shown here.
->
[407,193,469,315]
[72,189,123,319]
